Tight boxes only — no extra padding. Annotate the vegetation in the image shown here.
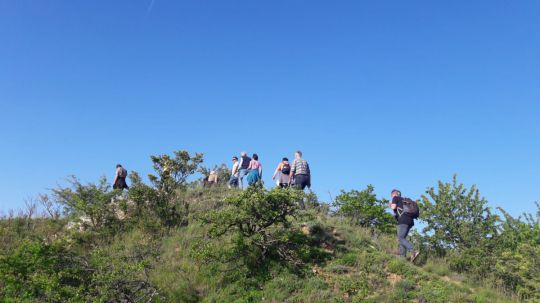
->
[332,185,395,233]
[0,150,538,302]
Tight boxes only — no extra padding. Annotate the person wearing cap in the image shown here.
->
[228,156,240,188]
[389,189,420,262]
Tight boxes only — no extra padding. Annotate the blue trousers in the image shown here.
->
[238,169,248,189]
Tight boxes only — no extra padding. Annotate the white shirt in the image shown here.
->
[231,162,240,177]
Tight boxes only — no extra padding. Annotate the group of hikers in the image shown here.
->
[226,150,311,190]
[112,152,420,262]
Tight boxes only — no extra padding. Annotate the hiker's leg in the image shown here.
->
[295,175,306,190]
[397,224,414,256]
[397,225,406,256]
[238,169,246,189]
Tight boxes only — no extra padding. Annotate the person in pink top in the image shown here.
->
[246,153,263,186]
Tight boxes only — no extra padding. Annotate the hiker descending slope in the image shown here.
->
[238,152,251,189]
[113,164,129,190]
[289,150,311,190]
[272,157,291,188]
[389,189,420,262]
[246,153,263,186]
[228,156,240,188]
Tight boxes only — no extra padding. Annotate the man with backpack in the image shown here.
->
[272,157,291,188]
[389,189,420,262]
[113,164,129,190]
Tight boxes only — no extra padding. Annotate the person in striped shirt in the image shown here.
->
[289,150,311,190]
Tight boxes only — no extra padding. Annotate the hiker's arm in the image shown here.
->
[272,166,280,180]
[288,161,296,185]
[113,169,119,184]
[307,164,311,188]
[389,197,397,210]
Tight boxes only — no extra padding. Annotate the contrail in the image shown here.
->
[146,0,156,14]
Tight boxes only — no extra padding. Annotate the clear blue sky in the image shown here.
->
[1,1,539,216]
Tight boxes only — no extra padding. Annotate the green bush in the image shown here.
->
[199,186,326,279]
[0,240,89,302]
[333,185,394,233]
[420,175,499,255]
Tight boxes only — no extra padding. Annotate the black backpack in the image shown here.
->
[281,163,291,175]
[401,198,420,219]
[119,168,128,178]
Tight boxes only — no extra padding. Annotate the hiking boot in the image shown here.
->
[411,251,420,262]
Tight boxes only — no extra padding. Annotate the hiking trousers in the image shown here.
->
[397,224,414,257]
[294,174,310,190]
[238,169,248,189]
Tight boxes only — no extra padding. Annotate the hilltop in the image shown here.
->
[0,150,538,302]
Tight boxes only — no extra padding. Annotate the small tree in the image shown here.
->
[199,163,231,187]
[199,186,321,278]
[148,150,204,191]
[493,204,540,300]
[332,185,394,233]
[51,176,119,229]
[420,175,499,255]
[127,150,205,228]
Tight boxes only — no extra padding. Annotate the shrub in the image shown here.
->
[51,176,121,231]
[332,185,394,233]
[199,186,322,278]
[0,239,89,302]
[420,175,499,255]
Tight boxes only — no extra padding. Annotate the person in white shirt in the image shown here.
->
[228,156,240,188]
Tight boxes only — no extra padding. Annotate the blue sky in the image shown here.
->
[1,1,539,216]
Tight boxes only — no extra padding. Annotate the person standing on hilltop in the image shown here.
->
[113,164,129,190]
[228,156,240,188]
[272,157,291,188]
[206,170,219,187]
[238,151,251,189]
[289,151,311,190]
[389,189,420,262]
[246,153,263,186]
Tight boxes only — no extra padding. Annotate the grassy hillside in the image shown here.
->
[147,187,514,303]
[0,185,519,303]
[0,151,537,302]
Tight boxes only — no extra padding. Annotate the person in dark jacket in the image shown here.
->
[237,151,251,190]
[113,164,129,190]
[389,189,419,261]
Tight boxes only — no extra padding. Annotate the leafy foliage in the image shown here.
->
[420,175,499,254]
[332,185,394,233]
[198,163,231,186]
[0,150,536,302]
[148,150,204,190]
[199,186,323,278]
[492,204,540,301]
[0,240,89,302]
[50,176,122,232]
